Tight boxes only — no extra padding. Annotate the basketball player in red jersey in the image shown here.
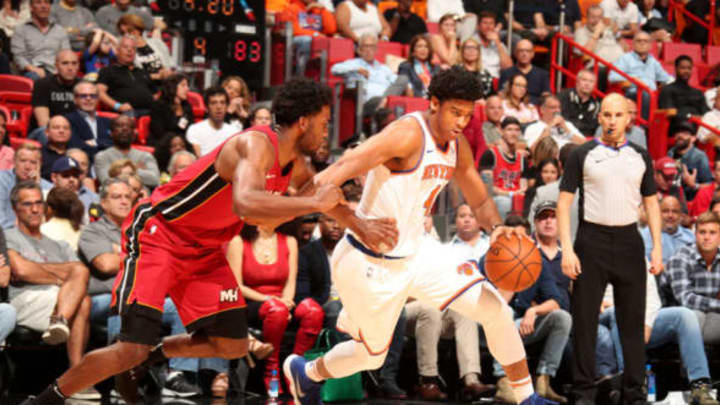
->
[22,78,397,405]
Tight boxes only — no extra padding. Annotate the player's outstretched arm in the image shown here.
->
[230,132,344,225]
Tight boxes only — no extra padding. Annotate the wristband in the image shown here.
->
[490,223,503,233]
[113,102,122,111]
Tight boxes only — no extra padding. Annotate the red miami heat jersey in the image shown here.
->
[144,126,292,245]
[490,145,523,192]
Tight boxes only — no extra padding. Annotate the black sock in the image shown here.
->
[691,378,711,387]
[141,343,168,367]
[33,381,66,405]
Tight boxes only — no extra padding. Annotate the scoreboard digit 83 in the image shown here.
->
[157,0,265,90]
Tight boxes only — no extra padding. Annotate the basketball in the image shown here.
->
[485,234,542,292]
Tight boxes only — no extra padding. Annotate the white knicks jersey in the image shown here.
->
[351,111,458,257]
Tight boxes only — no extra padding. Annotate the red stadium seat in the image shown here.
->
[97,111,119,120]
[662,42,702,64]
[0,91,32,112]
[386,96,430,115]
[0,75,33,93]
[311,37,355,87]
[375,41,405,64]
[707,45,720,66]
[137,115,150,145]
[187,91,206,119]
[9,136,40,150]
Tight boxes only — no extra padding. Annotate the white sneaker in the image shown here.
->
[70,386,102,400]
[42,316,70,345]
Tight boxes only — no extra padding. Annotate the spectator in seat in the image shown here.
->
[523,158,560,219]
[491,204,571,404]
[559,69,601,137]
[5,181,98,399]
[508,0,551,46]
[0,228,17,343]
[94,115,160,187]
[0,110,14,170]
[66,147,98,198]
[40,115,72,181]
[668,122,713,201]
[65,81,113,162]
[500,73,539,125]
[608,31,672,119]
[186,87,237,157]
[659,55,709,133]
[524,94,586,153]
[427,0,476,42]
[97,35,155,116]
[654,156,689,213]
[227,224,323,394]
[330,33,409,117]
[167,150,196,179]
[479,116,528,219]
[482,95,504,146]
[690,158,720,218]
[50,155,98,220]
[40,186,83,250]
[599,0,640,38]
[429,14,459,69]
[455,37,494,99]
[10,0,70,80]
[154,133,192,182]
[534,0,580,36]
[474,11,513,79]
[29,49,79,141]
[573,5,624,85]
[95,0,152,37]
[680,0,719,45]
[222,76,251,130]
[149,74,193,146]
[668,211,720,346]
[0,143,53,229]
[698,91,720,145]
[287,0,337,76]
[0,0,30,38]
[528,143,579,236]
[296,213,319,249]
[50,0,96,51]
[117,13,175,84]
[335,0,390,43]
[82,28,116,79]
[249,105,272,127]
[642,195,695,264]
[383,0,426,45]
[638,0,673,43]
[498,39,550,106]
[398,35,438,99]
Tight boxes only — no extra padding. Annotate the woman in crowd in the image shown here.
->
[398,34,438,98]
[429,14,458,69]
[107,158,137,179]
[149,74,193,146]
[154,132,193,182]
[527,136,558,185]
[523,158,560,218]
[456,37,494,100]
[0,109,14,170]
[41,187,85,250]
[222,76,251,130]
[335,0,390,42]
[227,223,324,393]
[116,13,174,83]
[501,73,538,125]
[83,29,116,79]
[248,105,272,127]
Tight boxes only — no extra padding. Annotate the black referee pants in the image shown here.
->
[571,221,647,404]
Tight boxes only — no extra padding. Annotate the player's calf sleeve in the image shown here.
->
[315,340,387,379]
[141,343,168,367]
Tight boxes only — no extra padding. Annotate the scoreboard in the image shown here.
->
[156,0,265,90]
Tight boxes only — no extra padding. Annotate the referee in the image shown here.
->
[557,93,663,405]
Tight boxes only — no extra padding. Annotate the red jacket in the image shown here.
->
[689,183,717,217]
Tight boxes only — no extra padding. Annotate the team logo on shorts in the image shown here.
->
[366,266,374,278]
[220,288,239,303]
[457,261,479,276]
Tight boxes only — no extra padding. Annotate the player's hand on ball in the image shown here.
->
[562,250,582,280]
[359,217,398,253]
[489,225,527,244]
[314,183,346,212]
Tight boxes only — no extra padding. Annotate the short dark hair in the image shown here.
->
[504,214,531,235]
[204,86,228,106]
[46,187,84,231]
[500,116,521,129]
[428,65,482,102]
[697,211,720,227]
[479,10,497,22]
[710,197,720,213]
[272,77,332,126]
[10,180,42,208]
[559,143,578,169]
[540,94,560,107]
[675,54,693,69]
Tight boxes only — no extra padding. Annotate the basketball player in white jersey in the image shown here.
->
[284,67,554,405]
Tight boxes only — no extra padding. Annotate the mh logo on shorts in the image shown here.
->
[220,288,239,303]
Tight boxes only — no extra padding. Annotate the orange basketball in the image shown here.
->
[485,234,542,292]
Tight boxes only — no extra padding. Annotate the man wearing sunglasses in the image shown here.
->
[65,81,113,162]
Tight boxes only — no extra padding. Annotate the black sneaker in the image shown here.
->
[162,372,201,398]
[115,364,148,404]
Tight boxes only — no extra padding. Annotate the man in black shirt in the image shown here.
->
[558,93,662,405]
[659,55,709,133]
[498,39,550,105]
[30,50,79,137]
[559,69,601,137]
[41,115,72,180]
[463,0,507,29]
[383,0,426,45]
[97,35,154,117]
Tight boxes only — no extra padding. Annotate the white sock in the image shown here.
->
[508,375,533,403]
[304,360,324,382]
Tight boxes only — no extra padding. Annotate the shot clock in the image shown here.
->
[156,0,265,91]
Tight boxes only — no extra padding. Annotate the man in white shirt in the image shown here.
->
[524,95,585,152]
[599,0,640,38]
[698,91,720,144]
[474,11,512,79]
[186,87,238,157]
